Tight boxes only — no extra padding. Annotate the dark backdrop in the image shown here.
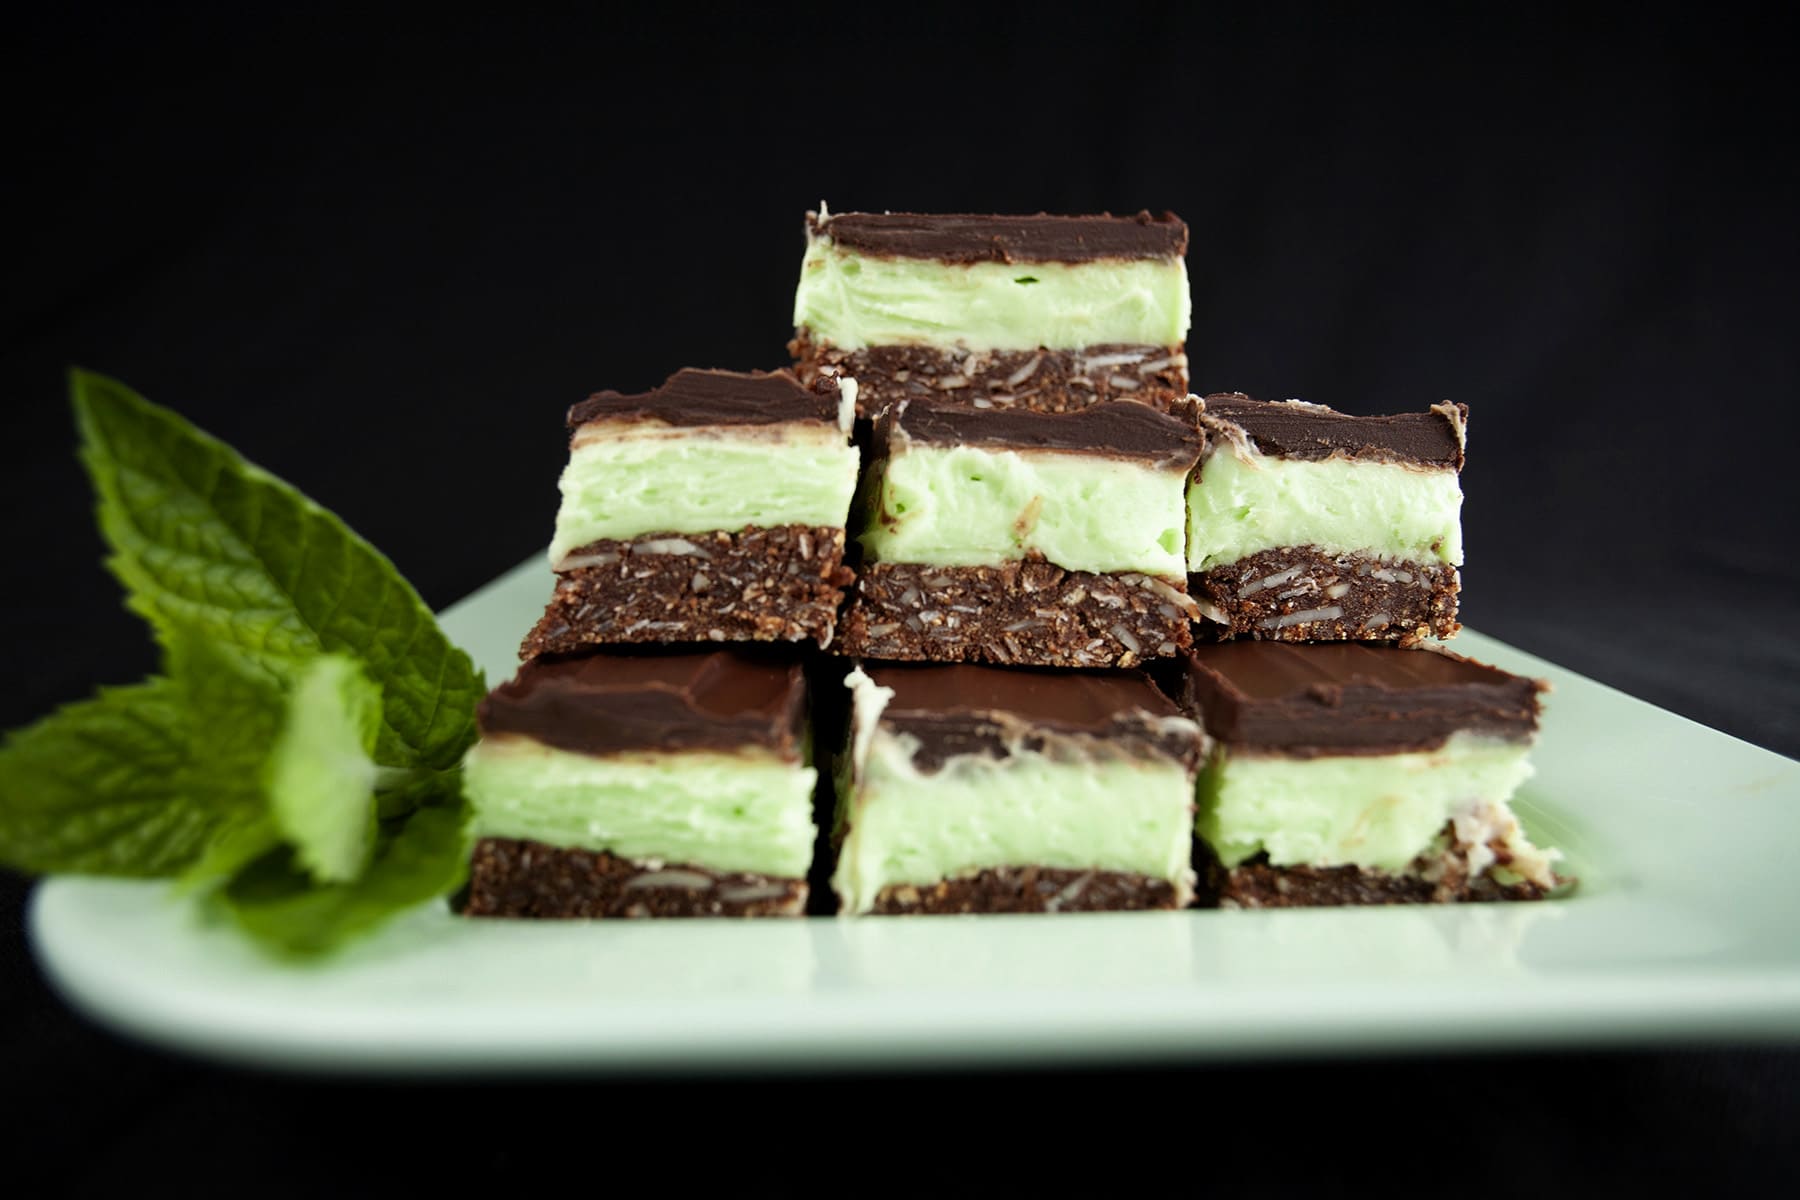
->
[2,6,1795,1191]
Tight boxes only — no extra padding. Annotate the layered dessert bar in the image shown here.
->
[836,398,1203,667]
[1187,393,1467,646]
[462,649,817,917]
[791,208,1190,417]
[1183,643,1563,907]
[833,663,1204,914]
[522,368,860,657]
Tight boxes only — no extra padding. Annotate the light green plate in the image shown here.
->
[29,559,1800,1073]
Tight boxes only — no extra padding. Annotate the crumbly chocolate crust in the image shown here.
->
[465,837,807,918]
[869,865,1184,914]
[1197,822,1557,909]
[524,524,854,658]
[838,560,1196,668]
[790,331,1187,417]
[1191,547,1460,647]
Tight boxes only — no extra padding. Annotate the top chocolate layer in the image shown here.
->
[1202,393,1466,469]
[1183,643,1542,756]
[481,649,807,760]
[811,210,1188,264]
[567,368,838,431]
[882,397,1203,470]
[866,662,1203,771]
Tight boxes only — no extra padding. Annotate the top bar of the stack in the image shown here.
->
[791,207,1192,417]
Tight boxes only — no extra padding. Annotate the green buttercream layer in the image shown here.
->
[833,730,1195,914]
[464,738,816,878]
[793,240,1190,352]
[550,427,859,565]
[860,445,1188,578]
[1197,735,1538,872]
[1186,449,1463,573]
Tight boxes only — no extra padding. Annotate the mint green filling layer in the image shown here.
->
[859,445,1188,578]
[464,739,817,878]
[549,427,859,565]
[793,240,1190,352]
[1186,449,1463,573]
[833,730,1195,914]
[1197,735,1540,874]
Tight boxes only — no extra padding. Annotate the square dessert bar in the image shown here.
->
[836,398,1204,668]
[791,208,1191,417]
[522,368,860,658]
[462,649,818,918]
[833,663,1204,914]
[1182,643,1563,907]
[1187,393,1467,645]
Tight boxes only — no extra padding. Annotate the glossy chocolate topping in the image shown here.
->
[883,398,1203,469]
[1184,643,1542,755]
[480,649,806,760]
[866,662,1203,770]
[567,368,838,431]
[1202,393,1466,469]
[811,210,1188,264]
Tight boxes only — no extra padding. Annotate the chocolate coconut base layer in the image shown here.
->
[837,560,1196,668]
[791,332,1187,417]
[1197,824,1559,909]
[869,866,1184,915]
[465,837,809,918]
[523,524,854,658]
[1191,547,1461,646]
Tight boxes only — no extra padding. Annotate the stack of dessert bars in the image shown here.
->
[1179,395,1559,905]
[459,206,1565,920]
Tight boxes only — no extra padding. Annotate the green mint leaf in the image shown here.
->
[179,813,282,889]
[220,791,470,958]
[0,681,216,876]
[0,635,282,877]
[267,654,382,884]
[71,368,483,773]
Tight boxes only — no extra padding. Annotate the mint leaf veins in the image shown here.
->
[0,370,485,956]
[0,648,276,877]
[72,368,481,775]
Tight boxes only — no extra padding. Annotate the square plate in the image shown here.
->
[28,558,1800,1073]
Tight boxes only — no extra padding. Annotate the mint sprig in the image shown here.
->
[267,655,384,884]
[0,676,264,878]
[0,371,485,956]
[223,797,470,958]
[73,368,480,773]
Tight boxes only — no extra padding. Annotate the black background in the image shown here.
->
[3,6,1796,1191]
